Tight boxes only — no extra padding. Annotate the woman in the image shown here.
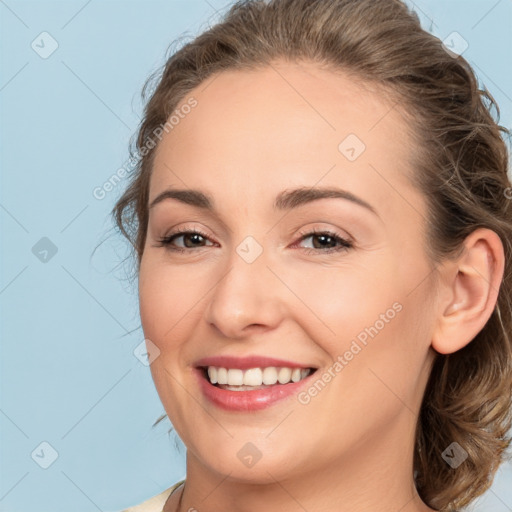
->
[115,0,512,510]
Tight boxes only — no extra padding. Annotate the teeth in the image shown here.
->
[205,366,312,387]
[244,368,262,386]
[262,367,278,385]
[278,367,292,384]
[228,369,243,385]
[291,368,302,382]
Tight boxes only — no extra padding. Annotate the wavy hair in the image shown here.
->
[112,0,512,509]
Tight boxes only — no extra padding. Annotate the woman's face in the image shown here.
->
[139,60,438,484]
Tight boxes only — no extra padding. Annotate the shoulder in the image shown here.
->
[121,480,185,512]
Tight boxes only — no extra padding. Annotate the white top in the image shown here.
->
[122,481,185,512]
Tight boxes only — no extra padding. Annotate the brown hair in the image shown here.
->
[112,0,512,510]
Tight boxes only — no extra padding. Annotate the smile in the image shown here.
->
[194,362,318,411]
[205,366,313,389]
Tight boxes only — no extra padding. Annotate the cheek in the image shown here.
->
[293,253,433,383]
[341,289,433,412]
[138,259,202,349]
[286,259,400,345]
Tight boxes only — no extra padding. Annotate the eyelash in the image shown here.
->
[156,227,353,255]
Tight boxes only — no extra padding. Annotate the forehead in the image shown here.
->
[150,60,417,213]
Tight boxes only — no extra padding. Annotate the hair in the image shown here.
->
[112,0,512,510]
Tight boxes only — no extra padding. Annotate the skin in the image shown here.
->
[138,60,504,512]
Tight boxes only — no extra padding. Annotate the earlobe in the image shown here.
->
[431,228,505,355]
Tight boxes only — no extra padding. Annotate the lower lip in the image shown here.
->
[195,368,316,411]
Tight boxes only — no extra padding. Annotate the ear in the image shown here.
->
[431,228,505,355]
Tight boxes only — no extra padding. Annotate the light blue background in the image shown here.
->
[1,1,511,511]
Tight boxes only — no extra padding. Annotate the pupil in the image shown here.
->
[314,234,333,248]
[186,234,203,247]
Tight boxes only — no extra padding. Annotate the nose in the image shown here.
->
[203,243,286,339]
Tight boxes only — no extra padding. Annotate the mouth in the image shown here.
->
[193,355,320,411]
[199,365,318,391]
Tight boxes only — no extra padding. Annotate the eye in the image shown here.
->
[155,227,216,253]
[294,228,353,254]
[155,227,353,255]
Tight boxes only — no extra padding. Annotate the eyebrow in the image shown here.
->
[148,186,379,217]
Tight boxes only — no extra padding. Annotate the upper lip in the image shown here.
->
[194,355,316,370]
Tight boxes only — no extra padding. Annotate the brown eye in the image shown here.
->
[157,228,215,252]
[295,230,353,254]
